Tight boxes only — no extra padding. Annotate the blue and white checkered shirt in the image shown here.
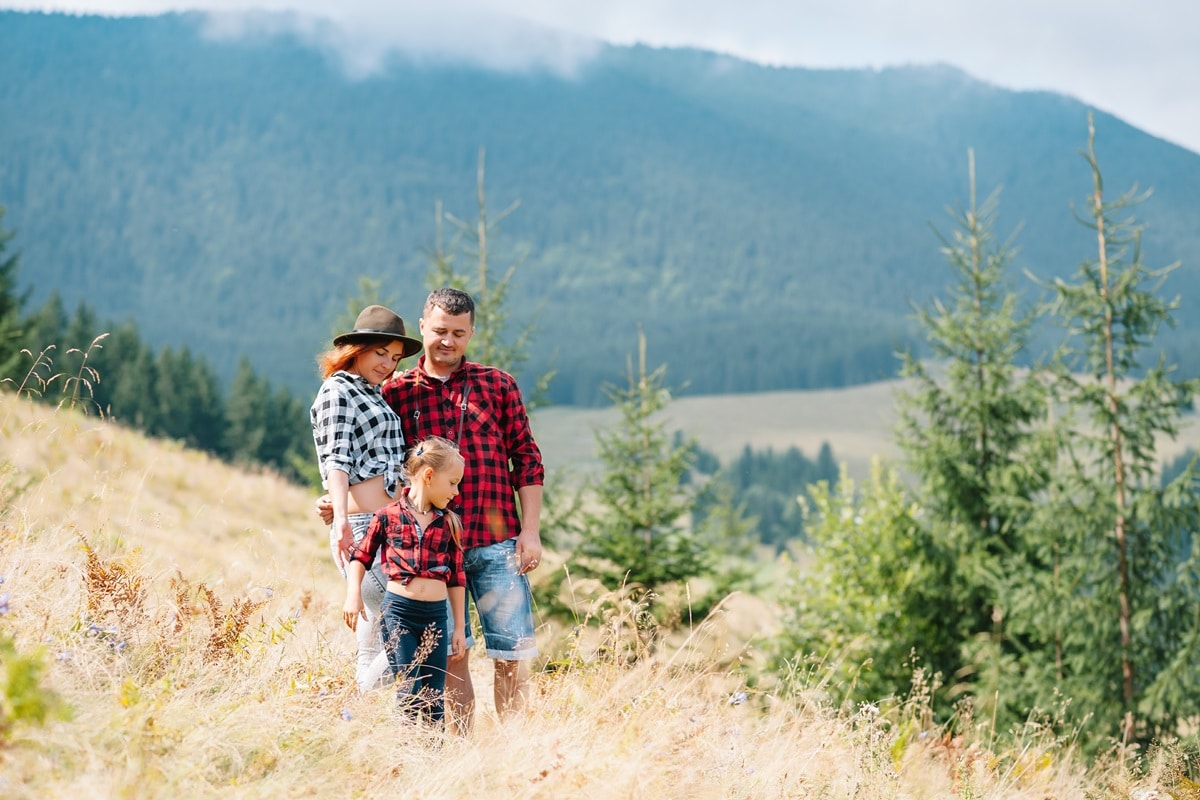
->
[310,371,406,497]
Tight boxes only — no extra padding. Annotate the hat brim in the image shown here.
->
[333,331,424,358]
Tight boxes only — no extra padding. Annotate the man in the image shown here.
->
[320,287,544,731]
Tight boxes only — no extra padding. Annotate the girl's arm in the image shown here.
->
[448,586,466,661]
[342,560,368,630]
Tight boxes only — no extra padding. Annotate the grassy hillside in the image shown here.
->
[2,392,1196,796]
[4,11,1200,405]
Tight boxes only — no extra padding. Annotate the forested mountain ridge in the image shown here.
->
[3,10,1200,405]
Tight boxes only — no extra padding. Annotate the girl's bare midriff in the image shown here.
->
[386,577,449,602]
[346,474,393,515]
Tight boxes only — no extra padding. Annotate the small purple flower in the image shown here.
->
[56,650,74,663]
[0,592,10,615]
[728,691,748,706]
[340,709,353,721]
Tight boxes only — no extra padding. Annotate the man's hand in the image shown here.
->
[515,528,542,575]
[450,629,467,661]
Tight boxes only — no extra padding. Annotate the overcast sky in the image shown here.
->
[5,0,1199,154]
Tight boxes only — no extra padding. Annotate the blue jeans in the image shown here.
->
[381,592,449,723]
[464,538,538,660]
[333,513,389,691]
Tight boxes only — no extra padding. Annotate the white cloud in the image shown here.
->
[3,0,1198,152]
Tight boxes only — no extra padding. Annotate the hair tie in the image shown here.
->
[414,446,424,456]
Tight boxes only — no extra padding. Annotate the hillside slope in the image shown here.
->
[0,385,1174,797]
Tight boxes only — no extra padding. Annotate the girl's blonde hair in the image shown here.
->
[405,435,465,548]
[316,339,392,380]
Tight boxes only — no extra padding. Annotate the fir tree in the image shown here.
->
[426,149,552,404]
[1038,117,1200,745]
[893,153,1055,717]
[0,207,25,382]
[578,330,708,596]
[224,357,269,464]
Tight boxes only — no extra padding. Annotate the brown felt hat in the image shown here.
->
[333,305,423,357]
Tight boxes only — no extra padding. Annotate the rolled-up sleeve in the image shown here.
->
[501,373,545,489]
[310,381,356,485]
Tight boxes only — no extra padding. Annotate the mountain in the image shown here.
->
[3,10,1200,405]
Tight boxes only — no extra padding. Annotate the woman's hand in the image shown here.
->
[333,515,354,570]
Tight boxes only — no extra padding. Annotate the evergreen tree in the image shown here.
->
[426,149,553,404]
[151,346,225,453]
[9,292,64,398]
[0,207,25,382]
[86,319,141,418]
[224,356,269,464]
[56,303,106,413]
[1037,118,1200,745]
[108,334,159,431]
[578,330,708,596]
[773,461,953,704]
[776,154,1057,722]
[893,153,1057,723]
[260,385,311,479]
[20,292,66,355]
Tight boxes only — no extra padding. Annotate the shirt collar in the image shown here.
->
[336,369,382,394]
[415,356,471,383]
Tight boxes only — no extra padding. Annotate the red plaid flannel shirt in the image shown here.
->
[350,487,466,587]
[382,357,545,550]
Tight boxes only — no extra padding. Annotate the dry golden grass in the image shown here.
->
[0,392,1190,798]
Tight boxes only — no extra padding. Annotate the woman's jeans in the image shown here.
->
[333,513,390,691]
[381,591,450,723]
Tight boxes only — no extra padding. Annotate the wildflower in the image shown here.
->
[56,650,74,663]
[728,691,748,706]
[0,592,10,615]
[340,709,353,721]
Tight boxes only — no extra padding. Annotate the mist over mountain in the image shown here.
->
[3,10,1199,405]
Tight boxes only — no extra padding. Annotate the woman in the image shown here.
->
[310,304,423,691]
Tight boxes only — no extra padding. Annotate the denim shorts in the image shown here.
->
[332,513,386,603]
[463,538,538,661]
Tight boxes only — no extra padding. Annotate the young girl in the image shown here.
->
[343,436,467,723]
[311,304,423,691]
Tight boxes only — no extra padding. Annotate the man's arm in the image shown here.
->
[514,483,543,574]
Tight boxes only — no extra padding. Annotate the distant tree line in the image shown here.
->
[0,208,314,484]
[689,440,838,551]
